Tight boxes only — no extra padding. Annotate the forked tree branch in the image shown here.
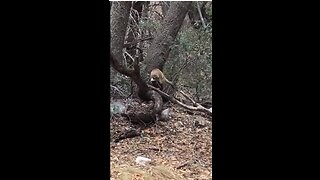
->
[110,53,135,77]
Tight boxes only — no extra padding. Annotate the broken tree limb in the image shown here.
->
[148,85,212,116]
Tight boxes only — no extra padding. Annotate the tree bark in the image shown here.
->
[110,1,150,100]
[144,1,192,73]
[110,1,132,63]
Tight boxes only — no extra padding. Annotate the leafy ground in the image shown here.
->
[110,100,212,180]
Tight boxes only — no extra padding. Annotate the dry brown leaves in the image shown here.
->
[110,100,212,180]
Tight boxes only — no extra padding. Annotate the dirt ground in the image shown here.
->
[110,101,213,180]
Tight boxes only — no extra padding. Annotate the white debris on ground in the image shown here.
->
[135,156,152,166]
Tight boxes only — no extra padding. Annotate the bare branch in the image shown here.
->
[124,51,135,64]
[196,2,206,28]
[110,85,126,97]
[148,85,212,116]
[150,9,164,19]
[110,53,135,77]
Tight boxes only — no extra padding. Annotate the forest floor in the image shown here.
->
[110,99,212,180]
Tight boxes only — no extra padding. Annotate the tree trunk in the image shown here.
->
[110,1,152,102]
[144,1,192,73]
[110,1,132,64]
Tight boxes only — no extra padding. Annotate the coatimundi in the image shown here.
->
[150,68,175,90]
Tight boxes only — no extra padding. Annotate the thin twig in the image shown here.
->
[147,147,163,152]
[176,160,194,169]
[196,2,206,28]
[110,85,126,97]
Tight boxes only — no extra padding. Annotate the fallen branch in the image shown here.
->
[148,85,212,116]
[114,129,141,143]
[147,147,163,152]
[176,160,194,169]
[178,90,197,106]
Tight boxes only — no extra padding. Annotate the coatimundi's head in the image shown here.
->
[150,73,159,82]
[150,68,175,90]
[150,68,163,83]
[150,68,164,90]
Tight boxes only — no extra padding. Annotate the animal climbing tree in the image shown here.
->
[109,1,211,123]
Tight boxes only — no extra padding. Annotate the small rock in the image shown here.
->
[159,108,170,121]
[135,156,151,166]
